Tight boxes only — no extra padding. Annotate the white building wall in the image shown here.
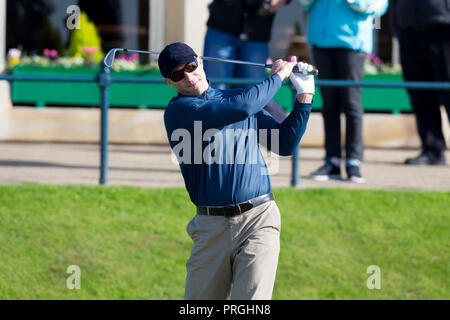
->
[165,0,211,55]
[0,0,4,73]
[0,0,12,112]
[183,0,211,55]
[149,0,166,54]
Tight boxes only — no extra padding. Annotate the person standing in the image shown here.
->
[204,0,292,122]
[299,0,388,182]
[391,0,450,166]
[159,42,315,299]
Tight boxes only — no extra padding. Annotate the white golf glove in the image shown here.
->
[289,57,315,95]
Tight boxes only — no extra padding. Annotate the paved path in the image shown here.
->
[0,142,449,191]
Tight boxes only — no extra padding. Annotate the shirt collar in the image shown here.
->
[176,80,218,99]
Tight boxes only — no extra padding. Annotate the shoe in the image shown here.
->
[310,162,341,181]
[404,153,446,166]
[346,165,365,183]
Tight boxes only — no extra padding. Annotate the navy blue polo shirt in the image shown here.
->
[164,74,311,206]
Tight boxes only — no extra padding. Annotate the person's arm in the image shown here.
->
[257,59,315,156]
[263,100,288,123]
[257,99,312,156]
[169,75,281,131]
[171,60,296,131]
[344,0,389,16]
[298,0,318,11]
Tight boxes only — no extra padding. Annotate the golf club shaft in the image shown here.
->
[104,48,319,76]
[202,55,319,76]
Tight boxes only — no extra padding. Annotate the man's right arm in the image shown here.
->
[167,59,296,131]
[170,74,283,131]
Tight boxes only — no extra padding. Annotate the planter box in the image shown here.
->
[360,73,411,113]
[11,66,411,114]
[11,65,177,108]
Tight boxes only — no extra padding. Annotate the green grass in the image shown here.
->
[0,185,448,299]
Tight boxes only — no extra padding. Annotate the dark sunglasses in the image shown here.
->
[171,60,198,82]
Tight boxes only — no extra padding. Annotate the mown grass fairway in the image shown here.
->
[0,185,448,299]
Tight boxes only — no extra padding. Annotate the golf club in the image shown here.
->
[103,48,319,76]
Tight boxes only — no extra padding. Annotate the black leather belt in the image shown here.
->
[197,193,274,217]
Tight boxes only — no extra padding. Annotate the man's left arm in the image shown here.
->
[344,0,389,16]
[257,98,312,156]
[257,60,315,156]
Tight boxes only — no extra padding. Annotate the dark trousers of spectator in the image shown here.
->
[312,46,366,161]
[398,27,450,158]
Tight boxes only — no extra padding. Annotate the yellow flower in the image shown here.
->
[9,58,20,66]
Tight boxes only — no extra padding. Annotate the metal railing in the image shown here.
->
[1,63,450,187]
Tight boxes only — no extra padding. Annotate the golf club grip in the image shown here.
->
[265,64,319,76]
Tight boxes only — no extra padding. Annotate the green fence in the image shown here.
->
[3,66,450,186]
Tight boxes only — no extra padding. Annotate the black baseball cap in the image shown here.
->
[158,42,198,79]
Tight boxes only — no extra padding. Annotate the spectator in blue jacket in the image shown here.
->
[391,0,450,166]
[299,0,388,183]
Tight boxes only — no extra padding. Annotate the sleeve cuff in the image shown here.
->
[294,100,313,110]
[271,73,283,85]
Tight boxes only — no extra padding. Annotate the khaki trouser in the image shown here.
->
[185,200,281,300]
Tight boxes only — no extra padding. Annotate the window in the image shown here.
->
[7,0,149,60]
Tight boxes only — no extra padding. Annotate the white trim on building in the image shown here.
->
[0,0,12,111]
[149,0,166,56]
[0,0,6,72]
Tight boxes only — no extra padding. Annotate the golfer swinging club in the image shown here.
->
[160,42,315,300]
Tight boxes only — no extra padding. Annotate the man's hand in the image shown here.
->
[270,59,297,81]
[269,0,287,13]
[289,57,315,103]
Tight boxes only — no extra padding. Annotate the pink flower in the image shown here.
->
[83,46,98,54]
[43,48,58,59]
[117,53,139,63]
[117,54,128,61]
[129,53,139,62]
[8,48,22,59]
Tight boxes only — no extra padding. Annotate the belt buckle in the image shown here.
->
[240,202,253,213]
[224,204,240,217]
[222,201,255,217]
